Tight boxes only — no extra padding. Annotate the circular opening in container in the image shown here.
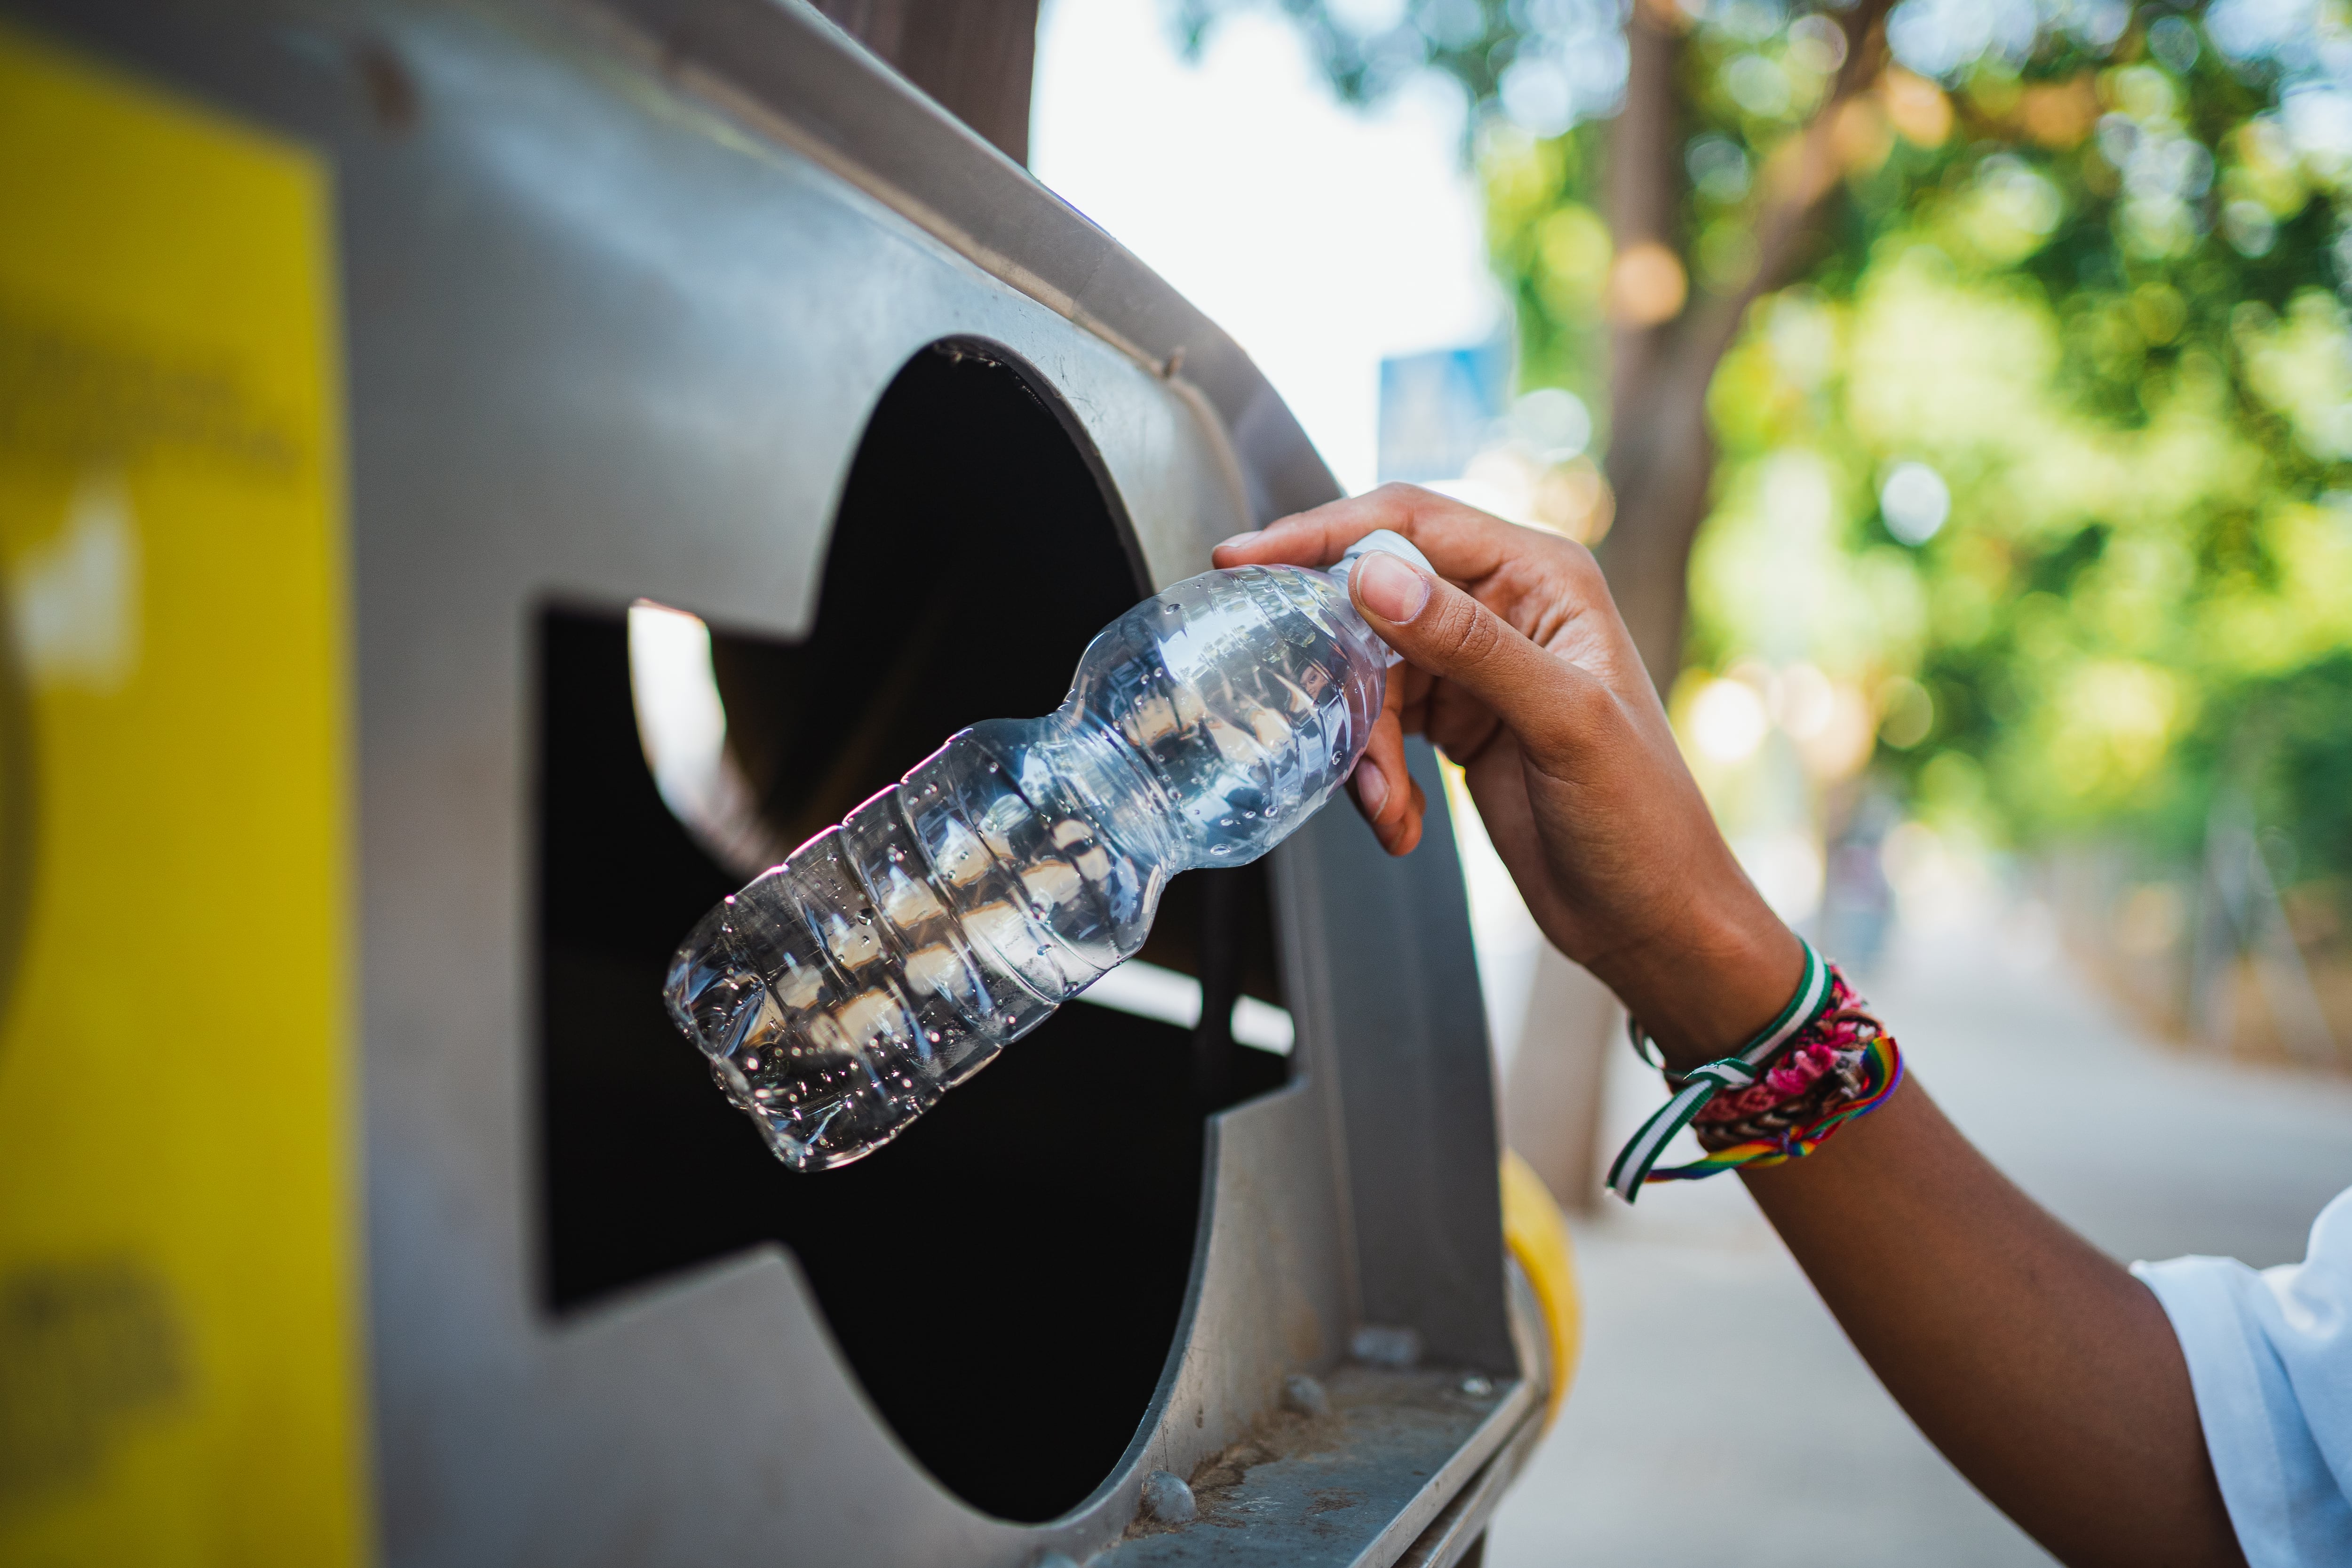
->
[537,341,1287,1522]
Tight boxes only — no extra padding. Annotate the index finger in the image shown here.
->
[1210,483,1569,589]
[1217,482,1655,715]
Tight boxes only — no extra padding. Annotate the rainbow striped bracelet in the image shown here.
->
[1604,939,1905,1204]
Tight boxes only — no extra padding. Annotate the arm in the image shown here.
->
[1216,486,2242,1568]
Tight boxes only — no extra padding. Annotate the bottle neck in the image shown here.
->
[1326,528,1432,669]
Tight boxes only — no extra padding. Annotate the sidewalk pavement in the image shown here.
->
[1485,922,2352,1567]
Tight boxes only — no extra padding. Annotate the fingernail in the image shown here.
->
[1354,550,1430,623]
[1355,762,1390,818]
[1214,530,1262,552]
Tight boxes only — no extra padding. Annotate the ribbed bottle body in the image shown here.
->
[664,551,1401,1170]
[1081,563,1389,867]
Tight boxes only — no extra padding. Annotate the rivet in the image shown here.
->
[1281,1373,1330,1417]
[1139,1469,1195,1525]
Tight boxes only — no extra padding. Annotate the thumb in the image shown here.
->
[1349,549,1603,766]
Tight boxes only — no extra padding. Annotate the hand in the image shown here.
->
[1214,484,1801,1066]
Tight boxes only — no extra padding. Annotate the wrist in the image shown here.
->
[1594,902,1804,1074]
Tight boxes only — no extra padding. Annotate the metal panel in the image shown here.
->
[6,0,1533,1561]
[599,0,1339,529]
[1281,743,1516,1375]
[1095,1368,1534,1567]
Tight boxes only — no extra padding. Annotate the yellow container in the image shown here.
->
[0,24,366,1566]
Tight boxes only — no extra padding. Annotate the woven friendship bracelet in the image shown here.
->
[1604,940,1902,1203]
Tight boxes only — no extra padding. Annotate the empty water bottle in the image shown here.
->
[663,530,1431,1170]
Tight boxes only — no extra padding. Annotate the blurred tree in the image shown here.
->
[1178,0,2352,912]
[1586,0,1893,683]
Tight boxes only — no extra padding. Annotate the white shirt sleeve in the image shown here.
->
[2135,1186,2352,1568]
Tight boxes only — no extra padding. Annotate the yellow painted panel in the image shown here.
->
[0,23,364,1566]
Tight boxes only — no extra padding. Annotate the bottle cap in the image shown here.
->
[1336,528,1434,579]
[1331,529,1432,669]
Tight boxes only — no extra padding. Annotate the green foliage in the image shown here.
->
[2269,657,2352,892]
[1662,4,2352,897]
[1171,0,1517,106]
[1197,0,2352,892]
[2161,651,2352,891]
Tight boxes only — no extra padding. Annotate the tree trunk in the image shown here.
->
[1520,0,1894,1208]
[1595,0,1893,690]
[1597,0,1714,691]
[815,0,1041,164]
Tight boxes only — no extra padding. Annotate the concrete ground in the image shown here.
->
[1484,921,2352,1568]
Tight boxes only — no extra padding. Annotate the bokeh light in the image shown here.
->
[1879,461,1951,544]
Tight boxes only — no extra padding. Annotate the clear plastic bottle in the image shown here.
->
[663,530,1429,1170]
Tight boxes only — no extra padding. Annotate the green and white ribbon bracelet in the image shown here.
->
[1604,939,1834,1204]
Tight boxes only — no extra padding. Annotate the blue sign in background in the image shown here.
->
[1376,339,1510,485]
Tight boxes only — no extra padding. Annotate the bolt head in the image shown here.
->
[1140,1468,1196,1524]
[1281,1373,1331,1417]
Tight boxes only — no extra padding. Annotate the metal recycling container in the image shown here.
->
[0,2,1558,1563]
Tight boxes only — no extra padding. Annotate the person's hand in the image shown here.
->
[1214,484,1801,1067]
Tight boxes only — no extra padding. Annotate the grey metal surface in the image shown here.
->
[1391,1266,1556,1568]
[596,0,1341,529]
[8,0,1534,1561]
[1391,1428,1543,1568]
[1097,1366,1534,1568]
[1281,742,1517,1376]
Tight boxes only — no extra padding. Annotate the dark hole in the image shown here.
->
[535,343,1286,1522]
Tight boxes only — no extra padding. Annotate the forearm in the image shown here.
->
[1742,1084,2240,1568]
[1614,915,2238,1565]
[1603,910,2235,1564]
